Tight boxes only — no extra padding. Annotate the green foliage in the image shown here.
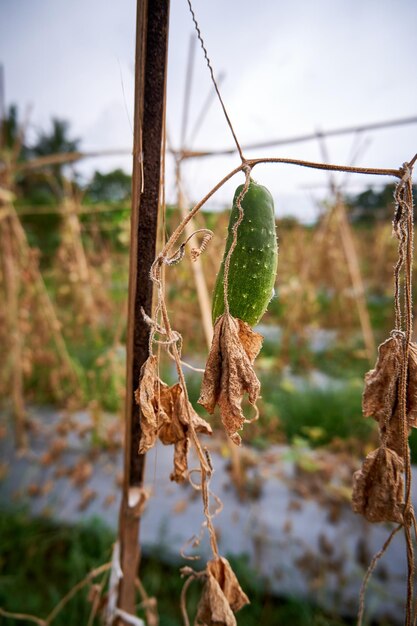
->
[367,294,395,333]
[30,118,80,175]
[67,328,125,414]
[20,117,81,204]
[175,367,374,453]
[0,512,353,625]
[8,113,83,256]
[259,376,374,448]
[1,104,29,159]
[18,209,62,261]
[77,169,132,250]
[309,345,369,381]
[84,169,132,203]
[0,511,113,625]
[346,183,417,224]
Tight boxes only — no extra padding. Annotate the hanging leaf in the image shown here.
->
[362,335,417,457]
[406,342,417,428]
[134,355,168,454]
[352,446,404,523]
[135,358,212,480]
[206,557,249,612]
[195,557,249,626]
[195,575,236,626]
[198,314,262,445]
[362,334,403,425]
[158,383,212,482]
[379,406,410,458]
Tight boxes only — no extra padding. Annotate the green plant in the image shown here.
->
[260,377,375,449]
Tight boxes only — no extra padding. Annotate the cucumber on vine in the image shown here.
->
[212,179,278,327]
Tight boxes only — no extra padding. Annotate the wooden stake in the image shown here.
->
[117,0,170,618]
[335,199,376,361]
[0,214,26,448]
[176,166,213,348]
[60,181,97,323]
[316,133,375,362]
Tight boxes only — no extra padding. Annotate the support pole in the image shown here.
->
[117,0,170,617]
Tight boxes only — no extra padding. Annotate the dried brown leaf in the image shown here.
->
[362,336,417,458]
[363,335,417,430]
[135,355,159,453]
[207,557,249,612]
[71,459,93,486]
[195,557,249,626]
[195,574,236,626]
[135,356,212,479]
[135,355,168,454]
[362,335,403,424]
[236,318,263,362]
[380,406,410,458]
[157,383,212,483]
[352,446,404,523]
[158,384,185,446]
[198,318,223,415]
[78,487,97,511]
[198,314,262,445]
[27,483,41,497]
[407,342,417,427]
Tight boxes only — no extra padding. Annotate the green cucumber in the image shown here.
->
[212,179,278,326]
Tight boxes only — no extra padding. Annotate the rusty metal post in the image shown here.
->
[117,0,170,616]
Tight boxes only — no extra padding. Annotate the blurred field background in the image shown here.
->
[1,106,412,442]
[2,0,417,623]
[1,104,417,624]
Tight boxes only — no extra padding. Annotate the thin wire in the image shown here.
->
[186,0,245,162]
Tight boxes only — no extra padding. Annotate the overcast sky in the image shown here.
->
[1,0,417,221]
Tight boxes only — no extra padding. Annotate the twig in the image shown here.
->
[0,608,45,626]
[357,524,402,626]
[0,563,111,626]
[179,569,206,626]
[45,562,111,624]
[134,578,159,626]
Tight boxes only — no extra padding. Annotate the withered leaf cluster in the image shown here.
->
[362,335,417,438]
[198,314,263,445]
[352,333,417,523]
[195,557,249,626]
[352,446,404,523]
[135,355,212,482]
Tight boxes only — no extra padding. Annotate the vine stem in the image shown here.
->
[45,563,111,624]
[357,524,403,626]
[150,264,219,558]
[158,156,404,261]
[400,172,415,626]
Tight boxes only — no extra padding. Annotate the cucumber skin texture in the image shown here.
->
[212,180,278,327]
